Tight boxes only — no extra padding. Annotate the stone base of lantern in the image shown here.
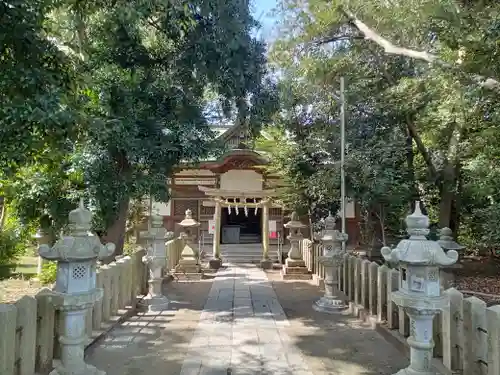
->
[177,259,201,272]
[174,260,203,280]
[313,296,348,314]
[174,272,204,280]
[51,363,105,375]
[392,368,434,375]
[260,258,273,270]
[281,258,311,280]
[208,258,222,270]
[138,294,169,312]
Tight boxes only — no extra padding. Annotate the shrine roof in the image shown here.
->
[198,185,277,197]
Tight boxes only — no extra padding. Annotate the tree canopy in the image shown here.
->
[1,0,277,255]
[262,0,500,250]
[4,0,500,259]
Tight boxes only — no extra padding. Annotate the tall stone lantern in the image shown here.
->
[174,209,202,279]
[38,199,115,375]
[381,202,458,375]
[313,213,348,313]
[281,211,311,280]
[139,211,173,311]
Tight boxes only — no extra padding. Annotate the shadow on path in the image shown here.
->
[86,264,408,375]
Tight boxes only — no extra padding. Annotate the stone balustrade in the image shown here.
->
[0,236,184,375]
[300,239,500,375]
[166,237,184,274]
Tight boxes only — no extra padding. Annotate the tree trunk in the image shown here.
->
[438,165,457,229]
[450,164,462,237]
[103,196,130,262]
[0,196,6,230]
[369,207,384,248]
[307,208,314,241]
[406,129,418,203]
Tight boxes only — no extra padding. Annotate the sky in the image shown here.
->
[252,0,279,42]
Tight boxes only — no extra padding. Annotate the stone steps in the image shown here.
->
[219,244,279,264]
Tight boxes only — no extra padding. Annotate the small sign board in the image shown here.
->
[269,220,277,232]
[208,220,215,234]
[269,231,277,239]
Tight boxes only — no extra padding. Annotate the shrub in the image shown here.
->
[0,207,36,274]
[0,228,21,265]
[123,241,141,255]
[40,261,57,285]
[0,226,26,278]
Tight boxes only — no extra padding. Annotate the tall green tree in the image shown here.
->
[0,0,81,170]
[43,0,276,253]
[0,0,278,257]
[268,0,500,248]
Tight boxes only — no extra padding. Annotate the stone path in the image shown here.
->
[87,264,409,375]
[180,265,312,375]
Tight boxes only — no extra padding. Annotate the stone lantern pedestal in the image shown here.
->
[38,199,115,375]
[313,214,348,313]
[174,209,203,280]
[281,212,311,280]
[138,213,173,312]
[381,201,458,375]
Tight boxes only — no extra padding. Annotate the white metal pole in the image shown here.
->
[340,76,346,251]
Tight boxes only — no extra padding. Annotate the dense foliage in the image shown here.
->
[264,0,500,250]
[0,0,276,262]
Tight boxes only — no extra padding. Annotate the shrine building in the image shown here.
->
[150,122,360,262]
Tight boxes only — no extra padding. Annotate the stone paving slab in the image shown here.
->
[87,264,410,375]
[267,269,409,375]
[86,278,213,375]
[179,266,311,375]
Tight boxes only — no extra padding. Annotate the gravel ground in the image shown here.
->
[265,269,409,375]
[0,278,44,303]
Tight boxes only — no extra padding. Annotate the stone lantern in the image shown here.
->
[437,227,465,262]
[174,209,202,279]
[281,211,311,280]
[38,199,115,375]
[381,201,458,375]
[313,213,348,313]
[437,227,465,288]
[139,211,173,311]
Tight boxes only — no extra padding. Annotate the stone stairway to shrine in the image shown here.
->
[239,233,261,244]
[219,243,280,264]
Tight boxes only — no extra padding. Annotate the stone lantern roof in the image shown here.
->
[321,213,348,243]
[437,227,465,251]
[324,212,336,230]
[150,212,164,228]
[381,201,458,267]
[284,211,306,229]
[38,199,115,262]
[68,198,92,234]
[178,209,199,228]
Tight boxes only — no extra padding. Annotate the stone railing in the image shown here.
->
[166,237,184,272]
[301,240,500,375]
[301,239,325,281]
[0,235,185,375]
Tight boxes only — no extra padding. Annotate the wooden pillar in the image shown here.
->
[213,199,222,259]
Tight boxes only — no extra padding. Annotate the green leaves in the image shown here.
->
[268,0,500,247]
[0,0,80,171]
[1,0,274,254]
